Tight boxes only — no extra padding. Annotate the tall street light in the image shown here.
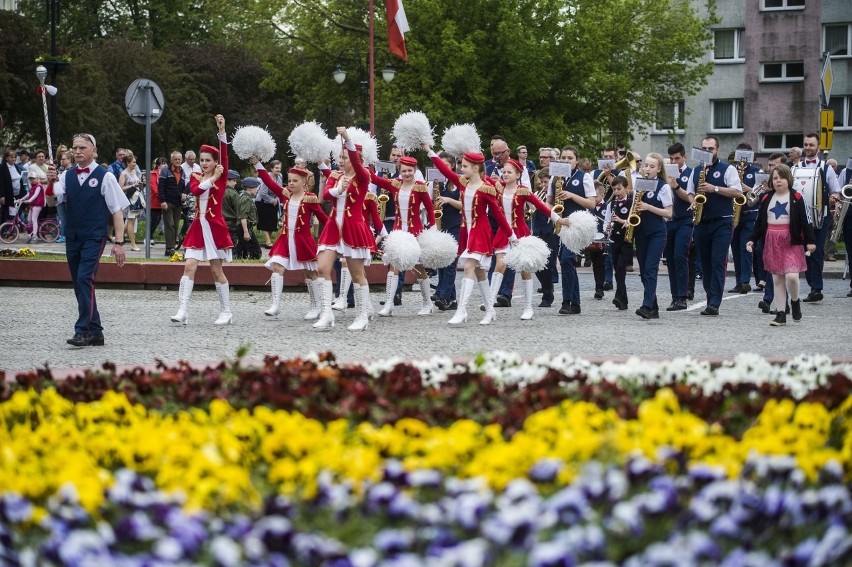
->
[332,49,396,134]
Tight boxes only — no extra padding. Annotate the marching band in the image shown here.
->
[169,115,850,330]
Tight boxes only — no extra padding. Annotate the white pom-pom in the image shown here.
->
[232,126,276,162]
[441,124,480,157]
[417,227,458,269]
[340,127,379,166]
[392,111,434,153]
[503,236,550,273]
[382,230,422,271]
[559,211,597,253]
[288,121,335,164]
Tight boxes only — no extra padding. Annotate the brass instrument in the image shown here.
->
[552,176,566,235]
[624,190,645,244]
[693,163,708,225]
[432,180,443,231]
[829,183,852,244]
[378,188,389,220]
[617,151,638,193]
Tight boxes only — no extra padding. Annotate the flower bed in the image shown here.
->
[1,353,850,565]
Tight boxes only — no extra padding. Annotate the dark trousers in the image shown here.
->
[586,248,606,292]
[636,226,666,310]
[534,231,559,303]
[66,237,107,336]
[436,227,460,301]
[147,209,162,241]
[558,245,581,306]
[731,215,756,286]
[665,218,693,300]
[758,241,774,304]
[611,239,633,306]
[805,215,830,292]
[162,204,183,250]
[604,249,613,285]
[753,229,766,285]
[1,205,11,223]
[695,217,733,308]
[231,223,262,259]
[688,237,698,298]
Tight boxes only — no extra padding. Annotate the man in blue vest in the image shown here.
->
[686,136,743,316]
[49,133,129,347]
[728,142,762,295]
[665,143,694,311]
[835,160,852,297]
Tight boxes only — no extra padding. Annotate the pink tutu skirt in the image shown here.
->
[763,224,807,274]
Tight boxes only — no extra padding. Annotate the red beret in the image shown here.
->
[463,152,485,165]
[289,167,309,178]
[199,144,219,160]
[505,159,525,173]
[399,156,418,168]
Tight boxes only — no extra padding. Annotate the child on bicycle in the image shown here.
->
[16,168,46,243]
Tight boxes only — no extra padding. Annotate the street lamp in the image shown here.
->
[332,49,397,134]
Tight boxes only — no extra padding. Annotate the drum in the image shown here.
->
[792,166,824,228]
[584,231,609,253]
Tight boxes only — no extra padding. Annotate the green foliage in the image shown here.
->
[2,0,715,161]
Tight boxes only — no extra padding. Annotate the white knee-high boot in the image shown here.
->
[265,273,284,319]
[448,277,475,325]
[379,272,398,317]
[214,282,233,325]
[363,283,374,320]
[347,283,370,331]
[479,279,496,325]
[332,267,351,311]
[304,279,321,320]
[170,275,194,324]
[312,278,335,330]
[489,272,503,308]
[417,278,434,315]
[521,278,534,320]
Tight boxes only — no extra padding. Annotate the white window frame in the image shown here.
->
[760,133,804,153]
[713,29,745,63]
[760,0,805,11]
[823,23,852,59]
[710,99,744,133]
[827,95,852,130]
[760,61,805,82]
[652,100,686,134]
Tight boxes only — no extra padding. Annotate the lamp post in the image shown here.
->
[332,49,396,134]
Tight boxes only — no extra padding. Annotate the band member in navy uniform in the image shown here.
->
[603,176,632,310]
[49,133,130,346]
[665,143,693,311]
[633,153,673,319]
[531,167,558,307]
[837,160,852,297]
[799,133,841,303]
[433,151,463,311]
[552,145,597,315]
[729,143,762,295]
[686,136,743,316]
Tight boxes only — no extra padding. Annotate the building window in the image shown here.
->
[761,133,805,152]
[714,29,745,62]
[760,61,805,82]
[827,96,851,129]
[711,99,744,132]
[654,100,686,132]
[761,0,805,10]
[824,24,851,57]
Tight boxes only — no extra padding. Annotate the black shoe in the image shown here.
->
[791,299,802,322]
[695,273,702,280]
[446,300,458,310]
[165,248,175,257]
[728,285,741,293]
[431,293,438,301]
[666,299,687,311]
[687,291,694,301]
[495,295,511,307]
[558,303,581,315]
[537,287,543,293]
[740,283,751,294]
[755,282,765,292]
[770,311,786,326]
[649,308,660,319]
[612,298,627,310]
[848,290,852,297]
[347,301,355,308]
[802,290,823,303]
[66,333,105,347]
[602,282,613,291]
[594,290,604,300]
[538,298,553,308]
[394,293,403,306]
[635,306,654,319]
[700,306,719,316]
[758,300,771,314]
[434,298,448,311]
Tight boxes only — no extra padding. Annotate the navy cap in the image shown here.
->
[242,177,261,188]
[227,169,240,180]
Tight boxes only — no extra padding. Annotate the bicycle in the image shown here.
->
[0,207,60,244]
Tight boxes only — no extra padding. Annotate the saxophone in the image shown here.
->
[624,190,645,244]
[732,160,748,228]
[693,163,707,225]
[433,180,443,231]
[552,176,566,235]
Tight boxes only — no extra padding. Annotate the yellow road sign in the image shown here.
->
[820,109,834,150]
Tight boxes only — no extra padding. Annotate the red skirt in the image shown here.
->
[763,224,806,274]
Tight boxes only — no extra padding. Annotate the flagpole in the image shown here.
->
[369,0,376,135]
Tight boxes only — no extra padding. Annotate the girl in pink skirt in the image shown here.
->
[747,164,816,326]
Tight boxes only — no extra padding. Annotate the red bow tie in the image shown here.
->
[805,159,817,165]
[76,167,90,174]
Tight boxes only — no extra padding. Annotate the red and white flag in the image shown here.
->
[386,0,409,61]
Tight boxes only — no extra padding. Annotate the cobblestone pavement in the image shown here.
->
[1,268,850,373]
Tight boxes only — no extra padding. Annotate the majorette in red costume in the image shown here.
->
[371,156,436,237]
[182,138,234,257]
